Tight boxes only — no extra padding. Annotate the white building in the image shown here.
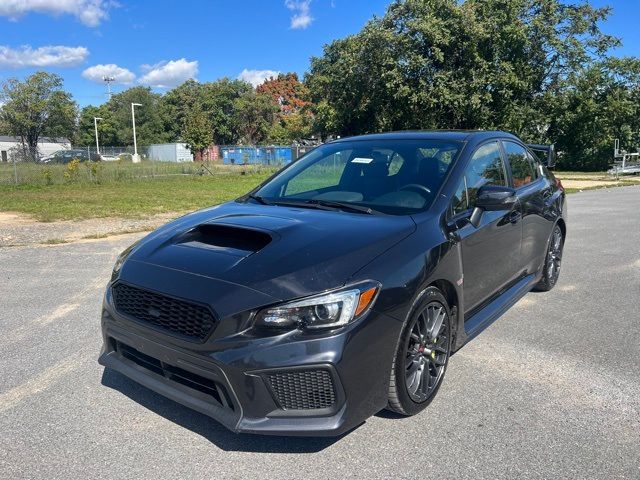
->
[146,143,193,162]
[0,136,71,162]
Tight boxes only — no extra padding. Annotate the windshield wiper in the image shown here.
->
[247,194,271,205]
[305,199,376,215]
[258,198,377,215]
[267,199,333,210]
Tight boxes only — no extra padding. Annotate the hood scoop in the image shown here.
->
[177,223,272,257]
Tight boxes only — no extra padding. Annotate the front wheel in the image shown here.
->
[387,287,452,416]
[534,224,564,292]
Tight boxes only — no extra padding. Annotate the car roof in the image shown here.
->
[329,130,519,143]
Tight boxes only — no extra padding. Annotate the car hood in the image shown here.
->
[120,201,416,301]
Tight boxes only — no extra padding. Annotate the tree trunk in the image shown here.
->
[26,134,39,162]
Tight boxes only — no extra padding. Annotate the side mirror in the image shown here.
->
[469,185,517,228]
[475,185,517,211]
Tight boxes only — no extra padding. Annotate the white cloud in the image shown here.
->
[0,45,88,68]
[82,64,135,84]
[0,0,113,27]
[285,0,313,29]
[138,58,198,88]
[238,68,280,88]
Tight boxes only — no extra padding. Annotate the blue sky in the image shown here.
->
[0,0,638,107]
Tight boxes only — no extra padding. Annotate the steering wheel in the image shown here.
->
[400,183,432,198]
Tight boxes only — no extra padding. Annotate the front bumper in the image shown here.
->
[99,288,403,436]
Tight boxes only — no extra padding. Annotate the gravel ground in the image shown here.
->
[0,186,639,479]
[0,211,179,247]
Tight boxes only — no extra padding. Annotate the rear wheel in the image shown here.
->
[387,287,452,415]
[534,224,564,292]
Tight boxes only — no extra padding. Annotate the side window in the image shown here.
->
[465,142,507,207]
[451,142,506,215]
[504,141,536,188]
[451,177,469,215]
[527,151,542,179]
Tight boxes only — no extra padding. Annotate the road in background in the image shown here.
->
[1,186,639,479]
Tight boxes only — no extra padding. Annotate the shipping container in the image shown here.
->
[147,143,193,162]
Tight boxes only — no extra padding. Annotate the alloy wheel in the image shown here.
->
[547,226,563,286]
[404,302,449,402]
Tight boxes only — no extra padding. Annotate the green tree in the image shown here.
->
[232,92,278,144]
[268,111,313,143]
[183,105,213,158]
[158,78,252,145]
[306,0,617,141]
[551,58,640,170]
[158,79,204,141]
[76,105,120,146]
[75,86,167,147]
[0,72,77,160]
[201,78,252,144]
[104,86,168,146]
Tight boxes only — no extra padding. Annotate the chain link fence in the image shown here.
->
[0,142,320,186]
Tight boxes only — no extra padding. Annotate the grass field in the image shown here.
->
[1,160,638,223]
[0,159,277,186]
[0,171,275,222]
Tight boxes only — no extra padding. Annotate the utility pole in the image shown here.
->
[103,76,115,99]
[131,103,142,163]
[94,117,102,157]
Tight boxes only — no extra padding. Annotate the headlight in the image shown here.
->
[254,283,380,330]
[111,242,139,281]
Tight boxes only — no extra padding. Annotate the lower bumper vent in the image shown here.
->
[113,340,234,411]
[266,369,337,410]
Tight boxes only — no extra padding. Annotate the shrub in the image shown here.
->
[85,160,104,183]
[42,167,53,185]
[63,159,81,182]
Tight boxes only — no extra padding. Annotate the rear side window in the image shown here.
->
[527,151,543,178]
[451,142,507,215]
[504,141,537,188]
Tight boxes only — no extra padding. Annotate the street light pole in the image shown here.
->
[131,103,142,163]
[93,117,102,158]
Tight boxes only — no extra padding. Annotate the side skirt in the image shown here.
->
[462,273,538,344]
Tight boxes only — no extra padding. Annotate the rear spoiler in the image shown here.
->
[526,144,556,169]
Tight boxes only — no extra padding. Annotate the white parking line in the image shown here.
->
[0,351,85,413]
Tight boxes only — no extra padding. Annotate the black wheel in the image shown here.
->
[534,224,564,292]
[387,287,452,416]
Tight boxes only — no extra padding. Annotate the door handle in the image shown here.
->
[509,210,522,224]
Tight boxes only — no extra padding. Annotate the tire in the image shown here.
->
[534,224,564,292]
[387,287,452,416]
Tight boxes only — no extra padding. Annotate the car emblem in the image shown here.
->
[147,307,161,318]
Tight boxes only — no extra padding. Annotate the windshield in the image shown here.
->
[254,139,461,215]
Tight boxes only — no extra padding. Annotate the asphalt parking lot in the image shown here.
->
[1,186,639,479]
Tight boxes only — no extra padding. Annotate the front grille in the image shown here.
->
[112,282,216,341]
[266,369,337,410]
[113,340,234,411]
